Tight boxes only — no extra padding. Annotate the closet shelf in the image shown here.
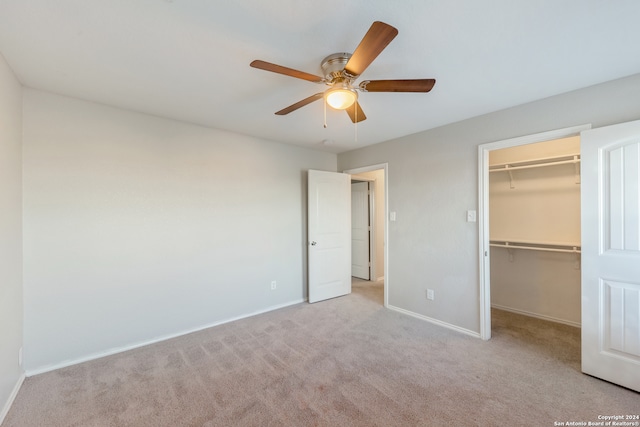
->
[489,153,580,172]
[489,153,581,188]
[490,239,581,254]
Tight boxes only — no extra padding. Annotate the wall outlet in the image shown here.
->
[426,289,435,300]
[270,280,277,290]
[19,347,22,367]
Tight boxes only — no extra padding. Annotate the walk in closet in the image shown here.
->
[489,136,581,326]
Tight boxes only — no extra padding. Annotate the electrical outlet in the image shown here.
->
[270,280,277,290]
[426,289,434,300]
[19,347,22,366]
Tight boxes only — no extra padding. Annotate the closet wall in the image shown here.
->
[489,136,581,326]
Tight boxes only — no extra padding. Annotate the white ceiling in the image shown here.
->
[1,1,639,153]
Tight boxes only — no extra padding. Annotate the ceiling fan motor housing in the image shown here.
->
[321,53,353,84]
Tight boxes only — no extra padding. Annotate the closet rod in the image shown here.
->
[489,157,579,173]
[490,241,581,254]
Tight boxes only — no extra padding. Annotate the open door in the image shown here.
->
[581,120,640,392]
[351,181,370,280]
[308,170,351,303]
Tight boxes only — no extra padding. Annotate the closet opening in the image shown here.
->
[478,124,591,340]
[489,136,581,331]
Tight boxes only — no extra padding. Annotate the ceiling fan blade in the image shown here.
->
[345,101,367,123]
[250,60,324,83]
[275,93,324,115]
[344,21,398,77]
[360,79,436,92]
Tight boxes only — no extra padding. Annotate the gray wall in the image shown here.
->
[0,52,23,421]
[338,73,640,334]
[22,89,337,373]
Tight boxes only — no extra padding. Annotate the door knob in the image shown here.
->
[310,241,317,246]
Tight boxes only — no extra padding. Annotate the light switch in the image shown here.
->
[466,210,477,222]
[390,211,397,222]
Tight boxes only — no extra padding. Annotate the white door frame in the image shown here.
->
[344,163,389,307]
[478,125,591,340]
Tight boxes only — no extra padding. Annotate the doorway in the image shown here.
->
[488,136,582,329]
[478,125,591,340]
[344,163,388,307]
[351,180,371,280]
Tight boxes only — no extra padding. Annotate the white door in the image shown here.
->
[581,120,640,392]
[351,181,370,280]
[308,170,351,303]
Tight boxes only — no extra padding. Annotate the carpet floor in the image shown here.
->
[3,279,638,426]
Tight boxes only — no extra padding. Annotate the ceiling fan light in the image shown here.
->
[325,88,357,110]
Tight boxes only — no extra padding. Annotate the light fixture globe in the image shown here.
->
[325,86,357,110]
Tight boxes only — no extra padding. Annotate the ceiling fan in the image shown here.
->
[250,21,436,123]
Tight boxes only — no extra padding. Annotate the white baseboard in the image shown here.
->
[26,298,306,377]
[0,373,25,425]
[491,304,581,328]
[387,305,481,338]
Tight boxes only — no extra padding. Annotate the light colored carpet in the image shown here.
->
[3,279,638,426]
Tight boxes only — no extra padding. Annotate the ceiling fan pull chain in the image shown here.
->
[355,106,358,142]
[323,100,327,128]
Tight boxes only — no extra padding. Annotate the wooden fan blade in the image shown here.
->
[344,21,398,77]
[275,93,324,115]
[345,101,367,123]
[360,79,436,92]
[250,60,324,83]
